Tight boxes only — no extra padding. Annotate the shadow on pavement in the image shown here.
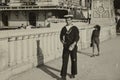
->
[77,51,92,57]
[36,40,71,80]
[44,65,71,78]
[36,40,62,80]
[37,65,61,80]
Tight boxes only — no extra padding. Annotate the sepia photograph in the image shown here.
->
[0,0,120,80]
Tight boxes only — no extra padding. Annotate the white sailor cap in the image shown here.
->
[64,15,73,18]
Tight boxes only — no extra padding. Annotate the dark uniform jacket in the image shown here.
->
[60,26,79,48]
[91,29,100,43]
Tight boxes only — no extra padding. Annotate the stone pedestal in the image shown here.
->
[91,0,115,25]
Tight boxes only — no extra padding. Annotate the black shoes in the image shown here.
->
[61,76,66,80]
[95,53,99,56]
[70,75,75,78]
[90,53,100,57]
[61,75,75,80]
[90,54,95,57]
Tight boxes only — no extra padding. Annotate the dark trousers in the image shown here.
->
[60,46,77,77]
[93,38,100,52]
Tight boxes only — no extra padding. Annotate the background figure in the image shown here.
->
[19,24,25,29]
[60,15,79,80]
[116,19,120,32]
[87,14,91,24]
[91,25,101,57]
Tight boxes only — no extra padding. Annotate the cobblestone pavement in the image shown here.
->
[9,36,120,80]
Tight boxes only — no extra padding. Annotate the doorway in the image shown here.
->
[29,12,36,26]
[2,12,8,26]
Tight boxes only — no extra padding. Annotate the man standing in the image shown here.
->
[60,15,80,80]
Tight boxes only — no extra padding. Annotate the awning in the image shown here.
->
[0,5,70,11]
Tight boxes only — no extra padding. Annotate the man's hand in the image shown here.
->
[62,36,65,44]
[62,40,65,44]
[69,42,76,51]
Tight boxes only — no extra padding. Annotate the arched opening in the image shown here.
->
[29,12,36,26]
[0,0,8,5]
[52,10,68,18]
[2,12,8,26]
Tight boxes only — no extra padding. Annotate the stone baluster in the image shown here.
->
[22,36,29,63]
[59,32,62,56]
[54,32,59,58]
[49,32,55,61]
[88,28,93,47]
[86,28,92,48]
[45,33,49,58]
[16,36,23,64]
[33,35,39,66]
[31,35,37,65]
[81,29,87,49]
[43,33,49,62]
[49,33,53,58]
[39,34,45,64]
[8,37,17,66]
[28,35,34,63]
[78,29,82,50]
[53,32,58,58]
[57,32,62,56]
[0,39,9,70]
[47,33,52,58]
[53,33,56,58]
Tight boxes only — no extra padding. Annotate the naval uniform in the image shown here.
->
[60,25,79,77]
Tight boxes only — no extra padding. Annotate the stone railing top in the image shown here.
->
[47,19,88,23]
[0,24,115,39]
[0,28,60,39]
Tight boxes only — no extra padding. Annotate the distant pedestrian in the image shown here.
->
[88,14,91,24]
[60,15,80,80]
[19,24,25,29]
[90,25,101,57]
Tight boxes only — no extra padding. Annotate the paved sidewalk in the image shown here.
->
[9,36,120,80]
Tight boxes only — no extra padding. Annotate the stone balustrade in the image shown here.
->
[0,23,116,80]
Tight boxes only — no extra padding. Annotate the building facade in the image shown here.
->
[0,0,115,28]
[0,0,91,28]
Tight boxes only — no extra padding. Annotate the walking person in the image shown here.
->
[60,15,80,80]
[90,25,101,57]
